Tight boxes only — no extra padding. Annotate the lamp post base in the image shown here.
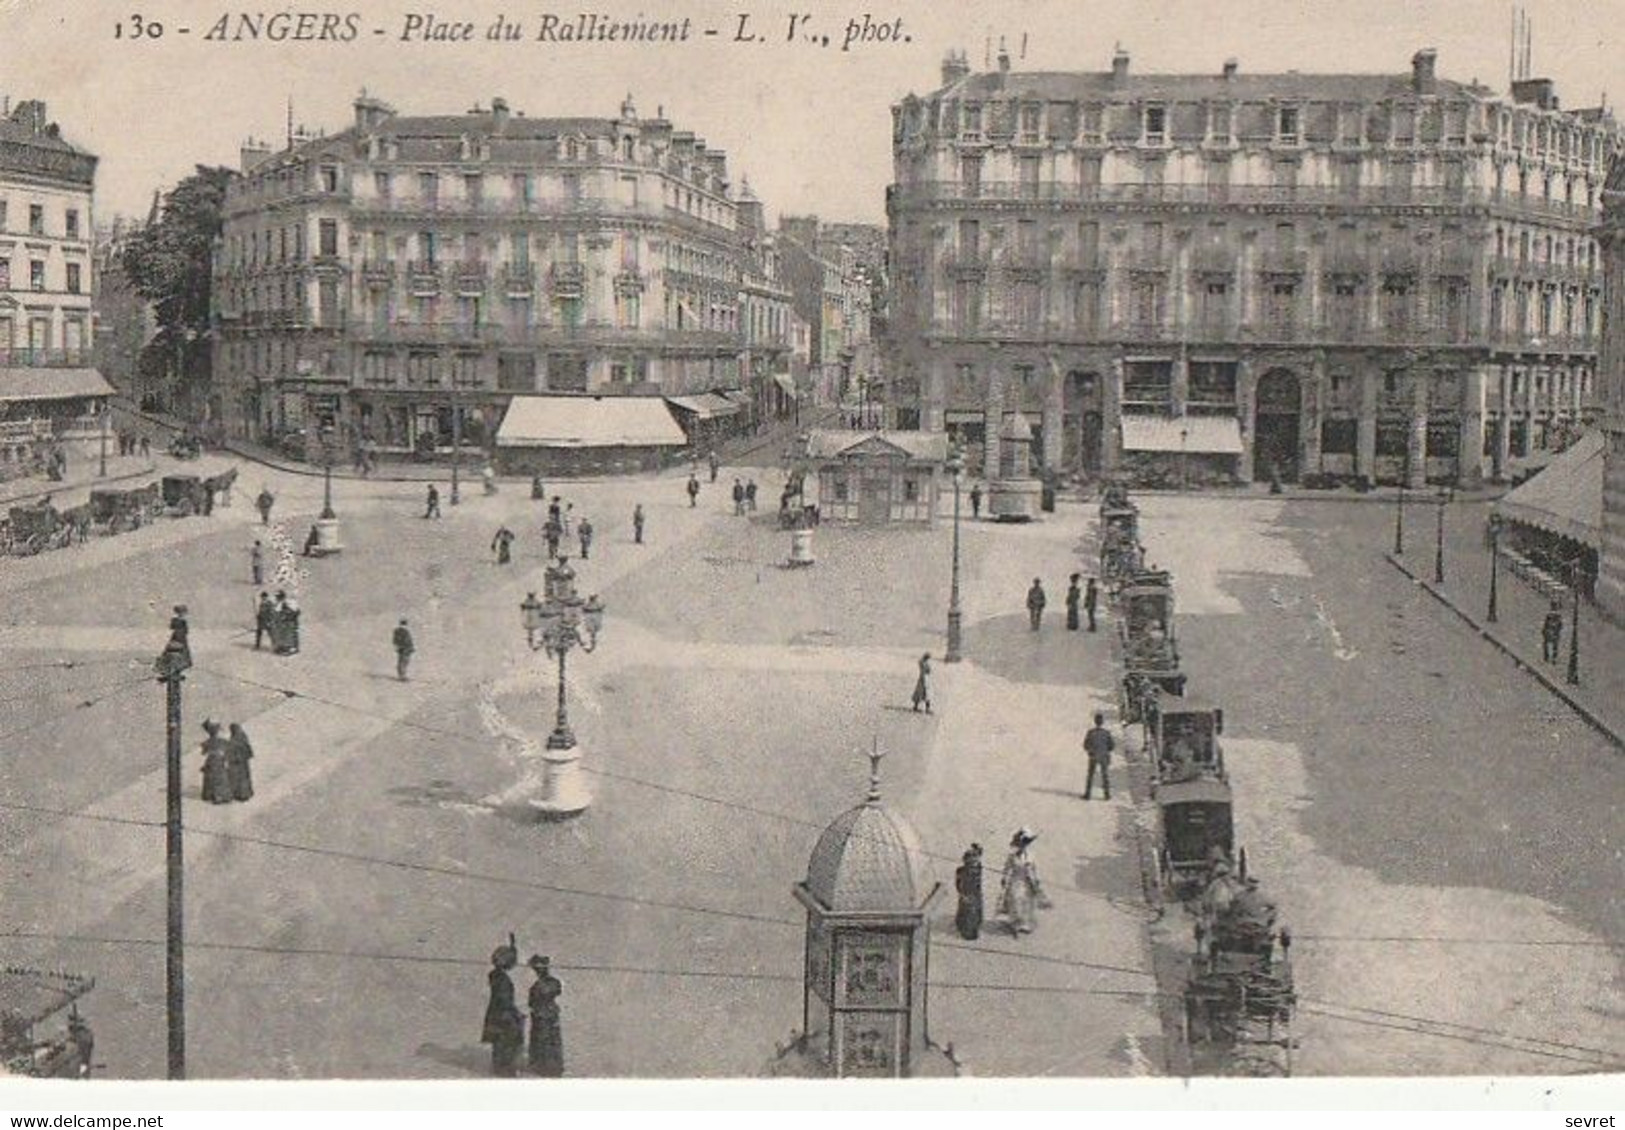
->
[945,607,963,663]
[530,729,591,817]
[311,517,343,556]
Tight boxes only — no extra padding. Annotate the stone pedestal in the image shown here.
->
[988,478,1042,521]
[530,729,591,817]
[788,527,815,567]
[312,517,343,556]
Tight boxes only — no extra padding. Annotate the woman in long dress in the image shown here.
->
[199,721,232,804]
[526,955,563,1077]
[226,723,254,802]
[911,653,933,714]
[998,829,1047,935]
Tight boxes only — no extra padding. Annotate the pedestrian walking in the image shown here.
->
[544,520,562,560]
[708,450,720,483]
[561,503,574,539]
[424,485,441,519]
[393,618,415,681]
[526,955,564,1077]
[492,525,515,565]
[1066,573,1082,631]
[911,652,933,714]
[256,488,275,526]
[745,479,758,512]
[1083,712,1115,801]
[254,592,274,651]
[1026,578,1047,631]
[954,844,984,940]
[1542,602,1564,663]
[577,517,594,560]
[199,720,232,804]
[250,540,265,586]
[139,434,151,459]
[482,939,524,1078]
[686,474,700,508]
[997,829,1048,936]
[225,722,255,803]
[632,504,645,544]
[1085,577,1100,633]
[732,478,746,516]
[970,482,983,518]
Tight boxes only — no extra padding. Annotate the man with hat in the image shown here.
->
[393,618,415,681]
[954,844,984,940]
[1082,712,1115,801]
[482,937,524,1077]
[526,955,564,1077]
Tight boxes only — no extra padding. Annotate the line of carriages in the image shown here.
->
[1097,482,1296,1077]
[0,468,238,558]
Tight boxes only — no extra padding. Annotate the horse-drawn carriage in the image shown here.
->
[161,474,209,517]
[3,502,71,557]
[168,431,203,460]
[88,486,152,535]
[0,967,95,1078]
[1153,775,1236,901]
[1148,699,1227,784]
[203,467,238,508]
[1184,867,1295,1076]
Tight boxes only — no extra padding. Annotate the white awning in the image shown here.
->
[772,373,798,398]
[0,368,115,403]
[1121,414,1243,455]
[665,392,740,419]
[496,395,686,449]
[1493,430,1603,549]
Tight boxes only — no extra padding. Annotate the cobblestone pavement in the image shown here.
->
[0,457,1160,1078]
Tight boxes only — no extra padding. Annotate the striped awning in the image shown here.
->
[1121,414,1243,455]
[1493,431,1603,549]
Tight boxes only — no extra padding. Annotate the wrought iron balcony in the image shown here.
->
[452,262,489,295]
[549,262,586,298]
[361,260,395,287]
[503,265,535,296]
[407,261,442,295]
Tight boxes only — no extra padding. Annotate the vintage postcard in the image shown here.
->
[0,0,1620,1101]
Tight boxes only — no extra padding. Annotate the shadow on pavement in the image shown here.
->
[414,1042,487,1076]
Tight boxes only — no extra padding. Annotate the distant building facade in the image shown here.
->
[213,93,747,456]
[0,97,110,469]
[1598,156,1625,621]
[93,216,158,409]
[736,179,796,425]
[778,216,884,412]
[888,47,1625,484]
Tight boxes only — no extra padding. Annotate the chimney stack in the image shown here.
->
[1412,48,1438,95]
[1112,47,1131,83]
[1223,59,1239,80]
[492,97,510,128]
[997,38,1011,74]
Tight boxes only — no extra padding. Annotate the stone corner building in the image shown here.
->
[1598,155,1625,621]
[887,47,1625,486]
[212,93,747,455]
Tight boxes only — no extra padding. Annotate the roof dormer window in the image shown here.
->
[1143,105,1167,145]
[1277,106,1300,145]
[961,102,983,141]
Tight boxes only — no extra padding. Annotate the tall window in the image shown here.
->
[320,165,339,193]
[1018,156,1041,199]
[464,174,483,207]
[1143,106,1166,144]
[419,172,439,205]
[961,156,983,197]
[375,171,392,201]
[29,260,45,291]
[319,219,338,257]
[65,209,80,239]
[418,231,438,264]
[66,263,82,294]
[28,205,44,235]
[1020,104,1042,142]
[1277,107,1300,144]
[510,233,529,265]
[958,219,979,258]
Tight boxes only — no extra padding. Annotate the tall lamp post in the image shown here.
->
[1394,461,1407,556]
[1433,486,1451,585]
[1486,516,1501,623]
[312,425,342,554]
[1566,560,1582,687]
[520,558,605,816]
[449,384,462,507]
[98,403,109,478]
[152,633,191,1080]
[945,445,964,663]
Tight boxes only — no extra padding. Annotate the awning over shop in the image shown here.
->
[0,367,115,402]
[772,373,799,398]
[1120,414,1243,455]
[718,389,752,407]
[496,395,686,449]
[1493,430,1603,549]
[664,392,740,419]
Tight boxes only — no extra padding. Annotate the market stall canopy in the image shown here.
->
[0,368,114,402]
[665,392,740,419]
[496,395,686,449]
[1121,414,1243,455]
[1493,430,1603,549]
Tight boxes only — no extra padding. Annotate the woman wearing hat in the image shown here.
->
[199,720,232,804]
[998,829,1048,935]
[481,940,524,1077]
[911,653,933,714]
[526,955,564,1077]
[954,844,984,940]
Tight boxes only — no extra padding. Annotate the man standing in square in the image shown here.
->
[1083,712,1114,801]
[393,618,415,681]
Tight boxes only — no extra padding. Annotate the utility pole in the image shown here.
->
[153,634,191,1080]
[450,383,462,506]
[1566,563,1582,686]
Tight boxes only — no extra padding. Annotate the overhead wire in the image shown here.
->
[0,675,152,746]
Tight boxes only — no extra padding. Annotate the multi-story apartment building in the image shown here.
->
[735,179,796,424]
[1599,156,1625,621]
[888,47,1624,485]
[0,97,109,468]
[93,215,159,410]
[779,216,885,411]
[213,94,745,454]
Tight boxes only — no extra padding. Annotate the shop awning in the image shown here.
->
[0,367,115,402]
[719,389,753,408]
[1493,430,1603,549]
[772,373,799,398]
[665,392,740,419]
[496,395,686,449]
[1121,414,1243,455]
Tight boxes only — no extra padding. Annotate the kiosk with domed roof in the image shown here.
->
[767,748,959,1077]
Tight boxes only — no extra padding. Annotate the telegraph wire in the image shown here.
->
[1294,932,1620,949]
[0,675,151,746]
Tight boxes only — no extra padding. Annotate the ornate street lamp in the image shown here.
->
[1433,486,1452,585]
[1486,515,1501,623]
[1566,559,1582,687]
[311,425,342,554]
[1394,463,1407,556]
[945,444,965,663]
[520,558,605,816]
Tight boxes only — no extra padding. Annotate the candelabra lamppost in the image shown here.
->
[1486,515,1502,622]
[1394,472,1407,556]
[520,558,605,817]
[945,444,964,664]
[1434,486,1452,585]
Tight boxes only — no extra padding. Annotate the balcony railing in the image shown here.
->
[503,265,535,296]
[407,261,442,295]
[348,321,743,351]
[549,263,586,298]
[452,262,489,295]
[0,347,97,368]
[361,260,395,287]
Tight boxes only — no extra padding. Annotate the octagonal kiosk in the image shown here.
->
[767,751,959,1078]
[988,411,1041,522]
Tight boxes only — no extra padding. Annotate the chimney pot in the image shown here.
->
[1112,48,1131,82]
[1412,48,1438,94]
[1223,59,1238,79]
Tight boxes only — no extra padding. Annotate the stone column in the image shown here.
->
[1302,353,1325,476]
[1407,369,1429,489]
[1493,362,1512,481]
[1356,365,1378,483]
[1171,350,1191,417]
[1041,364,1064,471]
[1236,356,1257,483]
[983,361,1004,477]
[1458,366,1485,487]
[1102,355,1124,473]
